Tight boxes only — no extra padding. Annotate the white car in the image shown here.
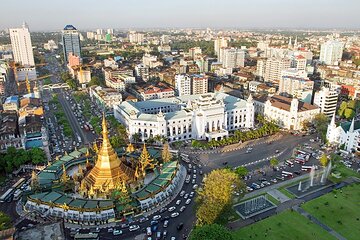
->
[189,192,195,197]
[168,206,176,212]
[193,184,198,190]
[180,206,186,212]
[184,194,189,199]
[129,225,140,232]
[152,215,161,221]
[171,212,179,218]
[179,190,185,197]
[185,199,191,205]
[176,200,181,205]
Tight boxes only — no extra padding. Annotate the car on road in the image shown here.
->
[192,179,196,184]
[176,200,181,205]
[120,223,129,228]
[107,228,113,232]
[168,206,176,212]
[184,193,189,199]
[189,191,194,197]
[153,215,161,221]
[163,230,168,238]
[177,223,184,230]
[146,227,152,236]
[193,184,198,189]
[171,212,179,218]
[193,174,196,179]
[251,183,260,189]
[270,178,277,183]
[246,186,254,192]
[199,170,203,175]
[139,217,148,223]
[113,229,122,235]
[180,190,185,197]
[163,220,169,227]
[185,199,191,205]
[180,206,186,212]
[156,231,162,239]
[129,225,140,232]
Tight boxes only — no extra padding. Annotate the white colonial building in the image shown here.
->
[254,95,320,131]
[114,92,254,142]
[327,116,360,153]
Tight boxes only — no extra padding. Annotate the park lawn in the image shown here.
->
[302,183,360,240]
[232,210,336,240]
[277,187,295,199]
[329,163,360,183]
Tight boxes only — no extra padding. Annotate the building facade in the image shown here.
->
[220,48,245,69]
[278,75,314,96]
[313,87,338,118]
[327,117,360,153]
[254,95,320,131]
[191,74,208,95]
[175,74,191,96]
[62,25,81,63]
[264,58,291,83]
[320,40,344,65]
[114,92,254,142]
[9,23,35,66]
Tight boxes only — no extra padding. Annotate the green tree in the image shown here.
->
[344,108,355,120]
[161,142,172,163]
[337,101,347,117]
[234,166,248,177]
[270,157,279,168]
[196,168,245,226]
[319,154,329,167]
[312,113,329,141]
[189,224,233,240]
[88,76,104,87]
[29,148,46,164]
[0,211,12,230]
[132,133,141,143]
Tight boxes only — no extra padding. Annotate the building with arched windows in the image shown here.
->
[114,92,254,142]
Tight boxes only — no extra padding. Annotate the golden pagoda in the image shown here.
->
[126,143,135,153]
[81,114,135,197]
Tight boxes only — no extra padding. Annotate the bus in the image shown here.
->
[74,233,99,240]
[12,178,26,189]
[295,158,306,164]
[285,160,294,167]
[0,188,15,203]
[301,166,313,172]
[281,171,293,178]
[13,189,22,201]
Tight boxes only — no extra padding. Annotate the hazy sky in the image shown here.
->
[1,0,360,31]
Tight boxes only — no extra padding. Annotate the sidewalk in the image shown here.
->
[293,206,346,240]
[183,133,283,155]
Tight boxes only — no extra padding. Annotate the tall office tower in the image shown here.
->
[264,57,291,83]
[214,37,228,58]
[62,25,81,63]
[189,47,202,59]
[221,48,245,69]
[96,29,104,35]
[319,40,344,65]
[256,58,266,79]
[9,22,35,66]
[175,74,191,96]
[107,28,114,34]
[129,31,144,44]
[191,74,208,95]
[313,87,339,117]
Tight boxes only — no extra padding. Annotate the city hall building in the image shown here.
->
[114,92,254,142]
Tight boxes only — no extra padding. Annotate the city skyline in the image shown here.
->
[1,0,360,31]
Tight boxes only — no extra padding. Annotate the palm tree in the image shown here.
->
[153,134,162,145]
[132,133,141,143]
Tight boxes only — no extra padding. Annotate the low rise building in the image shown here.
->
[254,95,319,131]
[327,117,359,153]
[0,111,23,151]
[89,86,122,111]
[131,83,175,101]
[114,92,254,142]
[3,96,19,111]
[313,87,338,118]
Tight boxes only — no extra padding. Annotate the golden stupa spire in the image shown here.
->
[126,143,135,153]
[81,113,135,197]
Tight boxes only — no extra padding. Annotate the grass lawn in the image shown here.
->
[329,163,360,183]
[277,187,295,199]
[302,183,360,240]
[232,210,336,240]
[266,193,280,205]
